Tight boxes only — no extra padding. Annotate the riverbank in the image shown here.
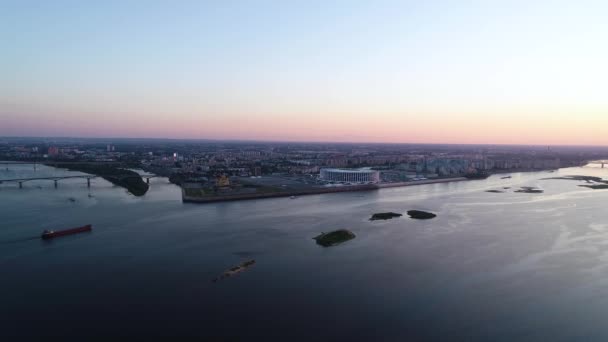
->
[182,183,378,203]
[182,165,589,203]
[182,177,468,203]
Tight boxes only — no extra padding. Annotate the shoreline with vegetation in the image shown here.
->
[49,163,149,196]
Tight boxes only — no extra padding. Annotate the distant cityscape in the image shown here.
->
[2,137,607,202]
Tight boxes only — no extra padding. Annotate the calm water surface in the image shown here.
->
[2,163,608,340]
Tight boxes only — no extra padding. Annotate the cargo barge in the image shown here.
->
[41,224,92,239]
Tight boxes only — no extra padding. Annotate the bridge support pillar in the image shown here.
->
[87,178,91,187]
[54,180,58,188]
[19,182,23,189]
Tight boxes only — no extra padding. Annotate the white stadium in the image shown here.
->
[320,168,380,183]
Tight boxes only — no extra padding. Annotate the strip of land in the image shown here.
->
[50,163,149,196]
[182,177,466,203]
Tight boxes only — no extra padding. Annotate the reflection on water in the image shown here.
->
[2,164,608,340]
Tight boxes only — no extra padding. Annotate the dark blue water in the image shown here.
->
[2,163,608,340]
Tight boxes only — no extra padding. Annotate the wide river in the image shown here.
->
[2,163,608,340]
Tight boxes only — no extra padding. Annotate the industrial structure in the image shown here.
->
[320,168,380,183]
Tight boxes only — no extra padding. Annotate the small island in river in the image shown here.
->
[313,229,356,247]
[542,175,607,183]
[212,259,256,282]
[541,175,608,190]
[407,210,437,219]
[370,212,403,221]
[486,190,505,193]
[580,184,608,190]
[515,187,544,194]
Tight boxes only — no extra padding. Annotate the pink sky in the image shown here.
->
[3,1,608,145]
[2,102,607,145]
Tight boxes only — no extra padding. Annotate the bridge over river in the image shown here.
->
[1,161,122,171]
[588,160,608,168]
[0,174,160,188]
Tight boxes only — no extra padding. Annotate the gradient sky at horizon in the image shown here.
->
[2,0,608,145]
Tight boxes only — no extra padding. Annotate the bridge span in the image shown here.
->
[1,161,121,171]
[0,174,160,188]
[589,160,608,168]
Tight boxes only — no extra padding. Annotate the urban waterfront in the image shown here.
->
[3,163,608,340]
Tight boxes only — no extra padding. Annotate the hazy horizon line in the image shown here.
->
[2,134,608,148]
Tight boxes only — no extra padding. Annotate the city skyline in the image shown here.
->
[3,1,608,145]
